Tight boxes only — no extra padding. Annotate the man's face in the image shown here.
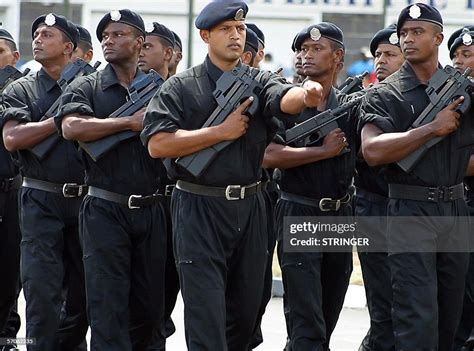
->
[101,22,142,64]
[294,49,304,76]
[203,20,246,63]
[452,45,474,77]
[301,37,338,79]
[168,46,182,73]
[32,25,70,63]
[72,44,93,63]
[399,21,442,64]
[0,39,18,68]
[139,35,168,73]
[374,43,404,81]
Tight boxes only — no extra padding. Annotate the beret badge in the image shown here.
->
[409,4,421,19]
[45,13,56,26]
[310,27,321,41]
[110,10,122,22]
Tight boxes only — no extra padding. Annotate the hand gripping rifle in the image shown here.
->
[0,65,30,91]
[285,95,364,149]
[338,71,368,94]
[175,64,264,177]
[397,66,473,173]
[30,59,101,160]
[78,70,164,162]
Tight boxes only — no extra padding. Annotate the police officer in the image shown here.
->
[264,22,356,350]
[1,14,88,350]
[360,4,473,349]
[57,9,167,350]
[141,1,323,349]
[0,28,21,351]
[241,27,259,67]
[355,23,403,351]
[168,31,182,77]
[138,21,180,349]
[72,25,93,63]
[246,23,265,67]
[448,27,474,351]
[291,29,307,84]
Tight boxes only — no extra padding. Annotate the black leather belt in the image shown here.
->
[355,187,388,204]
[159,184,175,197]
[22,177,87,198]
[0,174,22,193]
[388,183,464,202]
[88,186,163,209]
[280,191,351,212]
[175,180,266,200]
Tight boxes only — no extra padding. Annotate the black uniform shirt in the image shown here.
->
[359,62,471,187]
[0,99,17,179]
[141,56,294,187]
[1,69,84,183]
[56,64,164,195]
[277,87,358,199]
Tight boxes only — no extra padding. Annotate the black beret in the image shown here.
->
[291,28,306,52]
[447,25,474,51]
[96,9,145,42]
[397,3,443,37]
[449,30,474,59]
[246,23,265,48]
[172,31,182,50]
[32,13,79,49]
[0,28,15,44]
[195,1,248,30]
[294,22,344,51]
[145,22,175,47]
[245,28,259,53]
[76,24,92,45]
[369,23,400,57]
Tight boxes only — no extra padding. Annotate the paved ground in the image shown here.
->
[15,285,369,350]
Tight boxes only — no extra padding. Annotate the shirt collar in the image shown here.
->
[38,68,60,93]
[100,64,145,91]
[204,55,242,84]
[398,61,442,93]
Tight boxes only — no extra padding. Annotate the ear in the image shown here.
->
[434,32,444,46]
[84,49,93,63]
[164,46,174,61]
[64,42,74,55]
[241,51,252,65]
[334,48,344,64]
[136,36,144,49]
[200,29,210,44]
[12,51,20,65]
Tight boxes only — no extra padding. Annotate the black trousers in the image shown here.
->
[19,188,87,351]
[147,196,180,351]
[0,189,21,338]
[80,195,167,351]
[354,194,394,351]
[387,198,470,351]
[277,199,352,351]
[172,189,268,351]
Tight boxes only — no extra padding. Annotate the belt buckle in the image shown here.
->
[427,187,437,202]
[225,185,244,201]
[128,194,142,209]
[164,185,175,197]
[319,198,341,212]
[62,183,83,198]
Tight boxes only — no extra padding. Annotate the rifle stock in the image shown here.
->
[175,65,263,177]
[78,70,164,162]
[397,66,473,173]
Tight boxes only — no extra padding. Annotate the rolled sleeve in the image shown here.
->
[55,78,94,135]
[1,85,32,127]
[359,87,397,134]
[141,78,183,147]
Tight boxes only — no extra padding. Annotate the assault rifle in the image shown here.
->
[397,66,473,173]
[79,70,164,161]
[285,95,364,148]
[0,65,30,91]
[338,71,368,94]
[175,64,264,177]
[30,59,101,160]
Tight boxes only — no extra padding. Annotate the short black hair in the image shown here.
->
[77,40,92,52]
[1,38,17,52]
[329,40,344,52]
